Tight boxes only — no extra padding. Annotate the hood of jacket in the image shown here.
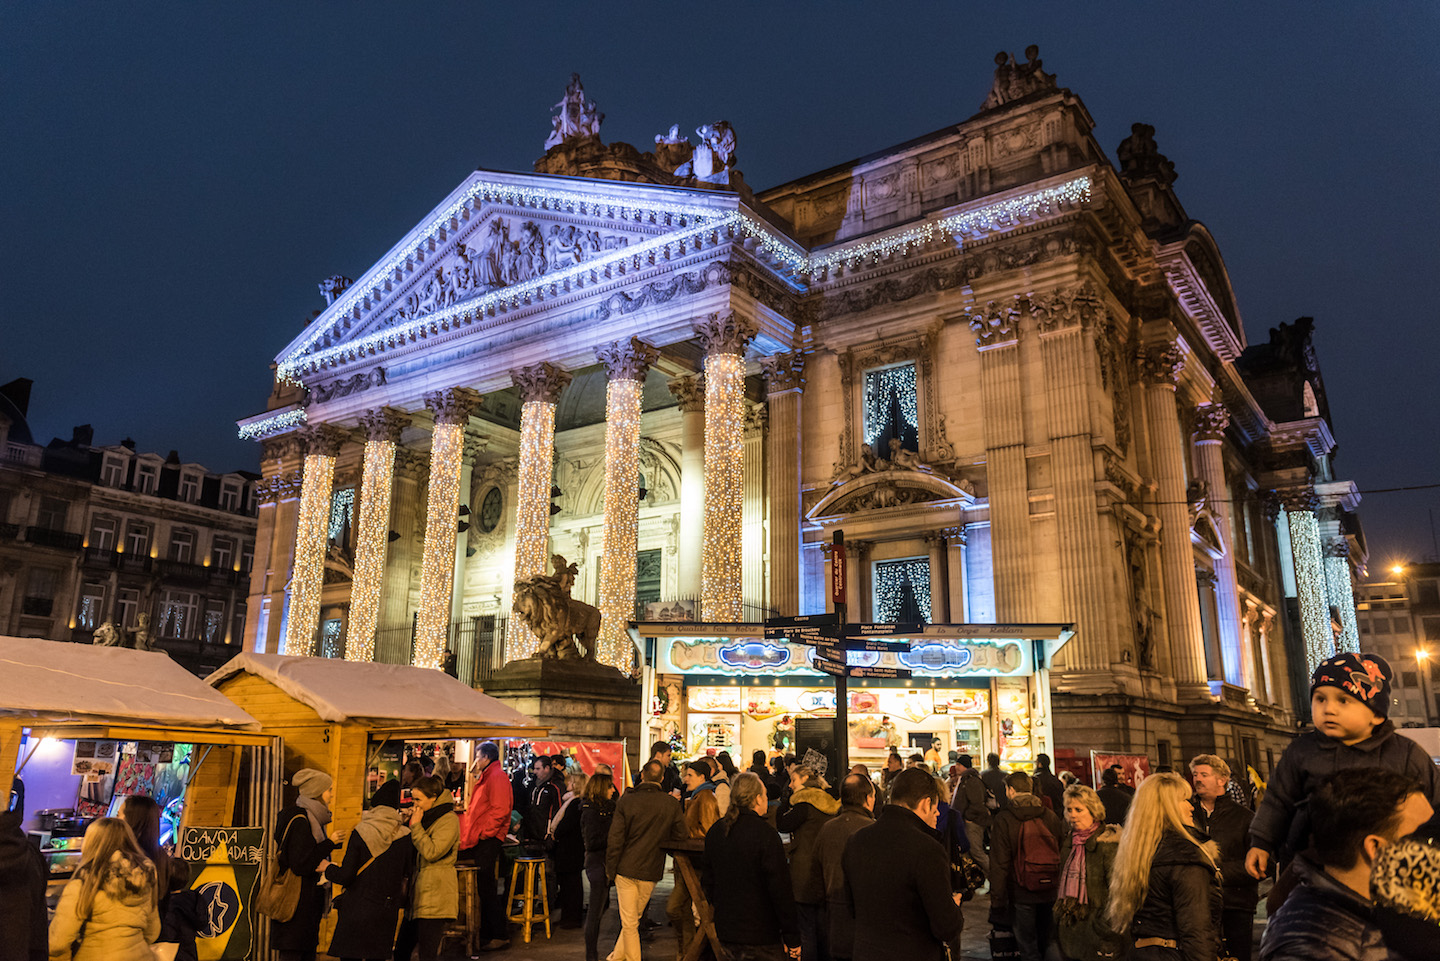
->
[791,787,841,815]
[1008,792,1046,820]
[0,811,36,884]
[93,850,156,907]
[1153,827,1220,869]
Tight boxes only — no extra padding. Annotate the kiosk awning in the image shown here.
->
[207,652,546,735]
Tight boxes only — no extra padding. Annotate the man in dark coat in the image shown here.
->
[953,754,992,872]
[1097,767,1132,825]
[777,766,840,961]
[1260,768,1432,961]
[1191,754,1259,961]
[637,741,684,796]
[815,774,876,961]
[844,767,962,961]
[0,807,46,961]
[1032,754,1065,813]
[606,761,688,961]
[981,753,1009,812]
[988,771,1064,961]
[704,772,802,960]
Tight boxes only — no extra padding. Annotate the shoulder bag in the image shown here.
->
[255,814,307,922]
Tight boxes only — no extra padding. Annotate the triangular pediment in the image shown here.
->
[808,469,973,519]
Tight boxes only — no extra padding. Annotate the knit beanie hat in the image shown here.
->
[370,779,402,811]
[1310,652,1393,718]
[292,768,333,799]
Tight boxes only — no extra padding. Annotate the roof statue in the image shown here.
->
[1116,123,1178,186]
[317,275,353,306]
[675,121,738,185]
[544,73,604,150]
[980,44,1057,111]
[653,124,692,173]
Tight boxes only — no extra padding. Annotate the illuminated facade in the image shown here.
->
[239,56,1364,766]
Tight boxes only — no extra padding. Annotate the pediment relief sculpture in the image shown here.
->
[811,467,974,519]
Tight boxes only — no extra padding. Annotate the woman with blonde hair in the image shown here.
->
[1106,773,1221,961]
[48,816,159,961]
[1053,785,1123,960]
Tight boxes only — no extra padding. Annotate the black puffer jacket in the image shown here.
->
[580,799,614,869]
[1258,855,1389,961]
[1129,828,1221,961]
[776,787,840,904]
[0,809,46,961]
[1192,795,1258,912]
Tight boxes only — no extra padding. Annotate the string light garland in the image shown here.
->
[415,422,464,668]
[345,438,396,661]
[284,451,336,655]
[863,363,919,447]
[238,406,307,440]
[595,378,643,669]
[1324,553,1360,654]
[509,399,558,660]
[700,352,746,622]
[874,559,933,623]
[1285,508,1334,671]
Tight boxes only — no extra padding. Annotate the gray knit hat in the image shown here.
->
[291,768,333,799]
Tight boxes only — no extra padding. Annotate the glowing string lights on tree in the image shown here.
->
[415,389,480,669]
[508,363,571,661]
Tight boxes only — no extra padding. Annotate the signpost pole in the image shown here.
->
[832,529,849,775]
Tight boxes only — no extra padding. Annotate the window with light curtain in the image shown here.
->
[873,558,931,623]
[864,363,919,457]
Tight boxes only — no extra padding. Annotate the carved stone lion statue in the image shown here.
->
[93,621,123,647]
[512,554,601,660]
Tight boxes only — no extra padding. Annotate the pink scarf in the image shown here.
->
[1060,822,1099,902]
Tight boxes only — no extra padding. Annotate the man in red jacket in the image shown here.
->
[460,741,514,952]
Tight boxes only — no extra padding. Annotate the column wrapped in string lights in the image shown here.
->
[1279,486,1334,672]
[594,338,659,670]
[345,408,411,661]
[508,362,573,660]
[414,388,481,668]
[1324,538,1361,654]
[283,425,348,656]
[694,311,758,622]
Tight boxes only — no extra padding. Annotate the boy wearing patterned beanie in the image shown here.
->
[1245,652,1440,884]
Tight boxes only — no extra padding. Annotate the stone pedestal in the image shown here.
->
[483,657,643,771]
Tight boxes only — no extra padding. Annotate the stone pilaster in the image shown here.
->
[345,408,411,661]
[944,527,967,622]
[668,375,706,604]
[251,444,303,654]
[1191,399,1247,687]
[925,532,948,623]
[852,540,874,621]
[1140,342,1209,691]
[763,352,805,616]
[695,311,757,621]
[283,424,347,656]
[508,363,572,659]
[743,402,767,616]
[594,338,658,670]
[414,388,482,668]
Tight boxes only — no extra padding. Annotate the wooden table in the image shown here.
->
[662,839,723,961]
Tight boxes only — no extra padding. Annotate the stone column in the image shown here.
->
[970,300,1031,620]
[414,388,482,668]
[508,362,572,659]
[1260,611,1280,708]
[694,311,758,622]
[743,403,767,616]
[377,450,424,663]
[925,532,948,623]
[763,353,805,616]
[1242,603,1266,703]
[345,408,411,661]
[1192,400,1247,686]
[668,376,706,606]
[594,337,658,670]
[1325,539,1360,654]
[944,527,967,622]
[1140,342,1209,690]
[852,540,874,621]
[1279,486,1333,673]
[283,425,347,656]
[450,431,487,630]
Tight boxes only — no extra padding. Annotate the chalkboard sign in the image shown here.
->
[178,826,264,960]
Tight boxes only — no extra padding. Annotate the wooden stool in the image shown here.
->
[506,855,551,943]
[449,865,482,956]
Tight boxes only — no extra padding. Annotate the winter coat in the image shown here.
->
[581,800,614,869]
[409,801,459,920]
[1033,768,1065,813]
[0,809,47,961]
[815,804,874,959]
[776,786,840,904]
[843,805,962,961]
[1249,720,1440,858]
[1054,824,1125,961]
[635,759,684,796]
[156,859,201,961]
[324,826,413,959]
[955,767,992,828]
[987,792,1064,920]
[1130,828,1221,961]
[982,767,1010,810]
[551,795,585,874]
[1098,785,1132,825]
[1258,854,1389,961]
[524,778,561,843]
[459,761,512,851]
[48,851,160,961]
[1192,795,1259,912]
[605,781,687,883]
[268,804,338,952]
[702,808,800,948]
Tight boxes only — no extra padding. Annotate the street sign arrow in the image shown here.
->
[842,622,925,637]
[814,656,847,677]
[846,666,912,680]
[808,634,909,653]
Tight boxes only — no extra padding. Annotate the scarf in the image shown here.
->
[296,794,332,843]
[353,805,408,861]
[549,792,577,836]
[1060,822,1099,902]
[420,801,454,831]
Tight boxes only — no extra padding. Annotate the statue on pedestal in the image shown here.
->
[512,553,600,660]
[674,122,737,185]
[544,73,604,150]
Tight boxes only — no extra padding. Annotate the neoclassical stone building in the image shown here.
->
[239,52,1363,768]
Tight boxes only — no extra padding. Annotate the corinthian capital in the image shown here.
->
[510,362,573,405]
[595,337,660,382]
[693,310,758,357]
[357,407,413,444]
[668,374,705,412]
[1191,401,1230,441]
[423,387,482,425]
[762,352,806,394]
[1140,343,1185,386]
[1275,484,1319,513]
[967,297,1023,348]
[297,424,349,457]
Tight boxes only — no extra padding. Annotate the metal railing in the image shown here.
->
[23,527,83,551]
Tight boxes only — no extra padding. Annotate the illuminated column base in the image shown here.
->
[345,408,410,661]
[508,362,571,661]
[415,389,480,668]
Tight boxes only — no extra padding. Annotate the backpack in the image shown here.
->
[1012,816,1061,892]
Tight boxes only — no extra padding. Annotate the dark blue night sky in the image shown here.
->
[4,3,1437,564]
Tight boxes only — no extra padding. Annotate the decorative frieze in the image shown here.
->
[510,363,573,405]
[310,367,387,405]
[423,386,483,425]
[693,310,758,358]
[595,337,659,382]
